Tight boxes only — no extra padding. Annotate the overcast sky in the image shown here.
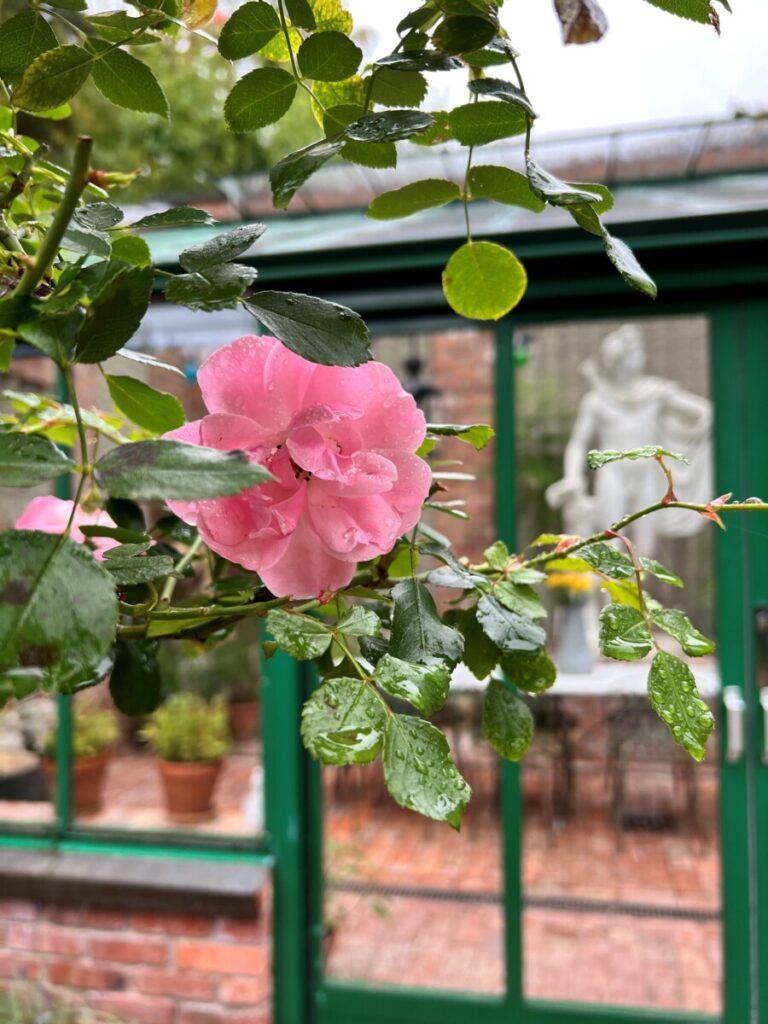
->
[347,0,768,136]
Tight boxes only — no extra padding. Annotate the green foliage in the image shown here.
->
[467,165,545,211]
[647,651,714,761]
[105,375,185,434]
[442,241,527,319]
[642,0,716,24]
[0,433,74,485]
[224,67,298,132]
[598,604,653,661]
[267,609,332,660]
[368,179,461,220]
[41,698,119,759]
[483,678,534,760]
[373,653,450,716]
[297,30,362,81]
[143,693,232,762]
[217,1,281,59]
[301,676,387,764]
[587,446,687,468]
[389,578,464,665]
[245,291,371,366]
[89,43,169,118]
[499,649,557,694]
[476,595,546,654]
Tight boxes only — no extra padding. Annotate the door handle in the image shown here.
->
[760,689,768,764]
[723,686,746,763]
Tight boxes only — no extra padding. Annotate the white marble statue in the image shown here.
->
[546,323,712,557]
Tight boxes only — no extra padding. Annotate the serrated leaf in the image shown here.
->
[495,580,547,620]
[217,1,280,59]
[165,264,258,312]
[639,557,683,588]
[111,235,152,267]
[269,138,343,209]
[602,231,658,299]
[345,109,434,143]
[11,45,93,111]
[90,42,168,117]
[337,606,381,637]
[301,676,385,765]
[245,291,371,367]
[286,0,315,28]
[86,11,158,43]
[297,30,362,81]
[368,179,460,220]
[309,0,352,32]
[375,50,462,72]
[468,77,536,117]
[95,440,273,500]
[105,374,185,435]
[224,66,297,132]
[647,650,714,761]
[433,14,497,54]
[426,422,495,449]
[341,138,397,169]
[578,541,635,580]
[483,677,533,760]
[179,223,265,272]
[62,225,111,259]
[374,654,450,716]
[0,531,117,694]
[73,203,124,233]
[526,155,606,207]
[427,566,486,590]
[132,207,216,228]
[0,12,59,86]
[449,101,527,146]
[649,606,714,656]
[74,265,153,365]
[105,554,175,585]
[642,0,715,24]
[448,606,499,679]
[383,715,470,828]
[468,165,545,212]
[370,67,427,108]
[484,540,509,570]
[599,604,653,661]
[18,310,85,362]
[499,648,556,694]
[476,595,545,654]
[267,608,332,660]
[390,578,464,665]
[587,445,687,469]
[311,75,364,124]
[0,433,74,486]
[442,240,527,320]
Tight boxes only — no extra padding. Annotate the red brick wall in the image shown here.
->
[0,897,271,1024]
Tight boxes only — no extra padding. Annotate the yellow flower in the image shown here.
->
[545,571,594,593]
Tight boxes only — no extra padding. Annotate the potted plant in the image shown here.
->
[142,693,231,823]
[40,700,118,816]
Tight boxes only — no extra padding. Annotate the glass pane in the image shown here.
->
[516,315,721,1014]
[322,326,505,995]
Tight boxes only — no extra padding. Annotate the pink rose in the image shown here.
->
[165,335,431,598]
[15,496,119,559]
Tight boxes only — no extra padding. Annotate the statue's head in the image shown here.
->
[600,323,645,379]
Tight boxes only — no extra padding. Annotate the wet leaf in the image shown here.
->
[442,241,527,320]
[483,677,533,760]
[390,578,464,665]
[499,648,557,694]
[267,609,332,660]
[647,651,714,761]
[476,595,546,654]
[374,653,450,715]
[598,604,653,661]
[0,433,74,486]
[301,676,386,764]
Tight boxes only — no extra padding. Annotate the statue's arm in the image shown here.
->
[664,385,712,429]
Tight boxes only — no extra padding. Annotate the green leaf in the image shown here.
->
[448,101,527,146]
[267,608,332,660]
[286,0,316,29]
[0,336,14,372]
[442,240,527,320]
[71,202,122,231]
[62,225,111,259]
[374,653,450,716]
[0,433,74,486]
[104,554,175,586]
[495,580,547,620]
[370,68,427,108]
[448,607,499,679]
[375,50,462,72]
[132,207,216,228]
[86,11,158,43]
[345,109,434,143]
[101,542,152,559]
[0,531,117,694]
[462,45,513,68]
[476,595,545,654]
[602,231,658,299]
[90,42,168,117]
[467,165,545,212]
[649,606,715,657]
[269,138,343,209]
[383,715,470,827]
[390,578,464,665]
[578,541,635,580]
[105,374,185,435]
[468,77,536,118]
[297,30,362,81]
[433,14,497,53]
[483,677,533,760]
[224,67,297,132]
[484,540,509,571]
[80,524,149,544]
[311,76,365,123]
[109,640,162,716]
[587,445,687,469]
[111,234,152,267]
[639,557,683,588]
[245,291,371,367]
[368,179,460,220]
[165,264,258,312]
[94,439,273,500]
[642,0,715,23]
[598,604,653,661]
[301,676,386,765]
[647,650,714,761]
[499,648,556,694]
[308,0,352,32]
[115,350,183,379]
[74,265,153,364]
[217,1,281,59]
[526,156,606,207]
[426,422,495,449]
[179,223,265,272]
[12,45,93,112]
[337,606,381,638]
[341,139,397,169]
[18,310,85,362]
[0,12,58,86]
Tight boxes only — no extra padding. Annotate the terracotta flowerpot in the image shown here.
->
[157,759,222,823]
[228,700,261,743]
[42,750,111,816]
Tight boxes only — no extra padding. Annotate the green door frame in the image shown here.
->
[265,301,766,1024]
